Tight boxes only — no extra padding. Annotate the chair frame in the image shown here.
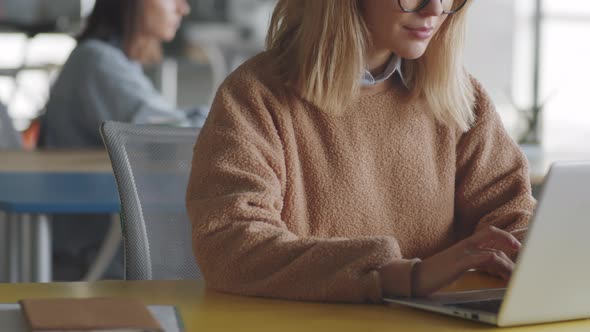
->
[100,121,201,280]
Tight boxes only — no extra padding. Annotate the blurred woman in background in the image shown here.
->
[41,0,201,148]
[41,0,201,281]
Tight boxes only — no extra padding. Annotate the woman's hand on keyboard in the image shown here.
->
[411,226,521,297]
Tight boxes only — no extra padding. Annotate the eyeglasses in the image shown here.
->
[398,0,469,14]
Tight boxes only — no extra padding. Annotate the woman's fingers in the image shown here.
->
[479,249,514,280]
[460,248,515,280]
[510,228,528,239]
[468,226,521,251]
[412,229,521,297]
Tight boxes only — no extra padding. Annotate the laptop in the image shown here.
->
[385,161,590,327]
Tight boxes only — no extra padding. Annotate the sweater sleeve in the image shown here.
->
[455,80,537,242]
[186,76,414,303]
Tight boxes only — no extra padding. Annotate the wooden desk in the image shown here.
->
[0,149,112,173]
[0,275,588,331]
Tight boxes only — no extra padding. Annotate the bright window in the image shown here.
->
[0,33,75,130]
[541,1,590,152]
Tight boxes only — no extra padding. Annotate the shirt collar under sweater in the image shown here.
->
[361,54,407,87]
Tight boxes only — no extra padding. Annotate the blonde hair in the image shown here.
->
[266,0,475,131]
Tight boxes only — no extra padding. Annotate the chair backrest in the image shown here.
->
[100,121,202,280]
[0,103,23,149]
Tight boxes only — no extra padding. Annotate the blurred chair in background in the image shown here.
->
[100,121,201,280]
[0,103,23,149]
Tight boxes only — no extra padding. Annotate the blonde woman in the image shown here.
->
[187,0,536,302]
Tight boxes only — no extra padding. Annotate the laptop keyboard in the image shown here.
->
[449,299,503,313]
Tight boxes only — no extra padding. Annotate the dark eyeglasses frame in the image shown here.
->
[398,0,469,15]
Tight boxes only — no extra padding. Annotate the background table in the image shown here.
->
[522,146,590,186]
[0,172,119,283]
[1,148,589,283]
[0,274,588,331]
[0,149,119,283]
[0,173,119,213]
[0,149,113,173]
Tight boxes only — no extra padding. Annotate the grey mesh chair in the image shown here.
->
[0,103,22,149]
[100,121,202,280]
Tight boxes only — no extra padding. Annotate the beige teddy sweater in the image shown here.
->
[186,53,536,303]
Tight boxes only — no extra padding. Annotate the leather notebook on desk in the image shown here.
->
[19,298,163,332]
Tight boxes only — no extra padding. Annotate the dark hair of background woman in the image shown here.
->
[78,0,141,44]
[77,0,161,62]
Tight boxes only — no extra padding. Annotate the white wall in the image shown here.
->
[464,0,515,107]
